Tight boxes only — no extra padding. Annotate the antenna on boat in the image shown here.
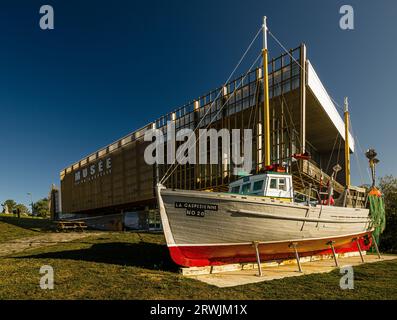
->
[262,16,271,168]
[344,97,351,188]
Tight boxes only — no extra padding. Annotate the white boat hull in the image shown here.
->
[156,186,373,267]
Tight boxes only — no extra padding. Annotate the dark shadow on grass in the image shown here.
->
[0,215,54,233]
[18,241,180,272]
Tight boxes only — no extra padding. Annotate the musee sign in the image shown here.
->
[74,157,112,184]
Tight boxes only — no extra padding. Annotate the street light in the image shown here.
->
[27,192,33,215]
[365,148,380,188]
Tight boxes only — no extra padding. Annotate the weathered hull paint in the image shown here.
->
[168,231,372,267]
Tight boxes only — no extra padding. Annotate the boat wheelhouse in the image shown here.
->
[228,172,293,201]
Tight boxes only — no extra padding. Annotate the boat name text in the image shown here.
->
[175,201,218,218]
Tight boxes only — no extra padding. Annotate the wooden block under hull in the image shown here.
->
[180,251,366,276]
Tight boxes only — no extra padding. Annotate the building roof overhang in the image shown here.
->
[306,60,354,154]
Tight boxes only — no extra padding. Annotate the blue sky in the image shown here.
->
[0,0,396,207]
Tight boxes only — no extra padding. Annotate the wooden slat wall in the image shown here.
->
[61,139,154,213]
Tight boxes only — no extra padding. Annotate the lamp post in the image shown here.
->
[27,192,33,216]
[365,149,379,188]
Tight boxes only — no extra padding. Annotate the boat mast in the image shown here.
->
[262,16,271,168]
[344,97,351,188]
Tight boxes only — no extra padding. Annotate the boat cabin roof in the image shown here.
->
[230,172,291,185]
[228,172,294,199]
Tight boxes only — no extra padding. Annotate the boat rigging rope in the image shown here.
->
[336,133,342,175]
[278,91,338,199]
[325,132,341,175]
[159,26,263,185]
[160,52,263,185]
[277,94,307,190]
[247,76,260,136]
[269,28,367,190]
[161,52,262,184]
[349,119,371,184]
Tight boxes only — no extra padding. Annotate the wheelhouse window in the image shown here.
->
[231,186,240,194]
[253,180,264,191]
[241,183,251,194]
[278,178,287,191]
[269,178,277,189]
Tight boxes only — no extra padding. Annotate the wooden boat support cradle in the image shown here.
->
[327,241,339,267]
[289,242,302,273]
[353,237,365,263]
[251,233,382,277]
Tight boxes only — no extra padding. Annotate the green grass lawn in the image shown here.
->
[0,228,396,300]
[0,214,53,242]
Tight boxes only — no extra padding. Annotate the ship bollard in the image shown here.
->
[252,241,263,277]
[371,234,382,259]
[353,237,365,263]
[327,241,339,267]
[289,242,303,273]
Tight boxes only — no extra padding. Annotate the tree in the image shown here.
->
[14,204,30,215]
[379,175,397,213]
[379,175,397,253]
[33,198,50,218]
[3,199,16,213]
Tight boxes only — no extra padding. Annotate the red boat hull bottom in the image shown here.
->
[168,232,373,267]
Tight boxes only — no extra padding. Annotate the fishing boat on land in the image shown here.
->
[155,17,384,268]
[157,170,375,267]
